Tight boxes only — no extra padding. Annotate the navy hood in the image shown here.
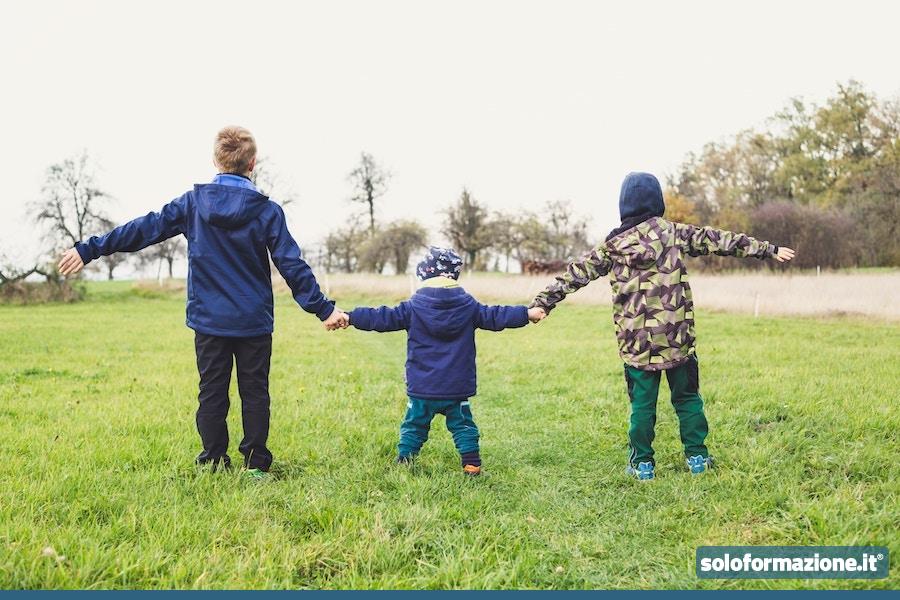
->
[195,184,270,230]
[410,287,478,340]
[606,172,666,241]
[618,172,665,221]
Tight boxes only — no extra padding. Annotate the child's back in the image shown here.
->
[58,126,343,475]
[76,173,333,336]
[348,247,535,474]
[602,214,772,370]
[352,282,525,400]
[531,172,794,479]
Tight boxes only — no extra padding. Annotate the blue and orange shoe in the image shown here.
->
[462,464,482,477]
[626,461,655,480]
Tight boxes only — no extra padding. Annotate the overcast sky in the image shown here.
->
[2,0,898,272]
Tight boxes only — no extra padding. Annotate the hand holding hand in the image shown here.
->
[774,247,795,263]
[57,248,84,276]
[323,309,350,331]
[528,307,547,324]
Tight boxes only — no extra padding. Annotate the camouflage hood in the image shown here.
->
[533,217,776,371]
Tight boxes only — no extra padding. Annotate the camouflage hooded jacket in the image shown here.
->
[531,217,776,371]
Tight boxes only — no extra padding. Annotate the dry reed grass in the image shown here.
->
[308,270,900,320]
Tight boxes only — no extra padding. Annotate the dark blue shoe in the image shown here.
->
[687,455,714,474]
[626,461,655,480]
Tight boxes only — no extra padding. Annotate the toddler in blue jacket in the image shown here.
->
[345,247,544,475]
[57,126,348,477]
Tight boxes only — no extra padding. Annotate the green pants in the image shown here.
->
[398,397,480,458]
[625,355,709,466]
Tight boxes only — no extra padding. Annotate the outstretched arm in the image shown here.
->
[673,222,784,260]
[59,193,188,275]
[475,304,529,331]
[267,204,336,322]
[348,302,411,332]
[530,247,613,314]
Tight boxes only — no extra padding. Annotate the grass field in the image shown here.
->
[0,280,898,589]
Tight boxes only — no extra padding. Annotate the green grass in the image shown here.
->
[0,281,897,589]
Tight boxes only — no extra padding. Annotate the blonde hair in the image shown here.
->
[213,126,257,174]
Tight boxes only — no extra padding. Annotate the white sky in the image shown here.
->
[2,0,899,272]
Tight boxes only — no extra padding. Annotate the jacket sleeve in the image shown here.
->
[474,304,529,331]
[348,302,411,332]
[530,247,613,313]
[74,193,188,264]
[266,204,335,321]
[674,222,776,259]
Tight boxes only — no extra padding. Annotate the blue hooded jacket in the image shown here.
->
[75,174,334,337]
[348,286,529,400]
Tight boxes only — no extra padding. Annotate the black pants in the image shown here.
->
[194,332,273,471]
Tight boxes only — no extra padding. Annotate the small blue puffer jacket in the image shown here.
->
[349,286,528,400]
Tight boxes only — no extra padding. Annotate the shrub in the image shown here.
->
[0,279,84,305]
[750,201,861,269]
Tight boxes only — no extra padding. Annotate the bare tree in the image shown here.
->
[99,252,129,281]
[0,252,82,303]
[0,263,48,285]
[85,216,130,280]
[513,214,553,264]
[32,151,110,250]
[544,200,591,260]
[347,152,390,235]
[0,249,53,286]
[357,230,392,274]
[441,188,492,269]
[138,237,185,279]
[324,217,367,273]
[382,220,428,274]
[250,156,297,207]
[488,212,524,272]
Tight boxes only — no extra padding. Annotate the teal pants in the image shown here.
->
[625,356,709,466]
[398,397,480,458]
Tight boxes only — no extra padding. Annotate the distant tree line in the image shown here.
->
[1,153,297,291]
[324,154,592,274]
[667,80,900,269]
[5,80,894,294]
[329,86,900,274]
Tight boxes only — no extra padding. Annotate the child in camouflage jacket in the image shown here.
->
[530,172,794,480]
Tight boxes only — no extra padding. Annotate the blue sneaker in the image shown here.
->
[687,455,714,474]
[626,461,655,480]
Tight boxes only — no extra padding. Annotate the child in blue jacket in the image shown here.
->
[346,247,544,475]
[57,126,348,477]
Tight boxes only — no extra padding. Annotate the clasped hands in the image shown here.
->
[528,307,547,323]
[323,309,350,331]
